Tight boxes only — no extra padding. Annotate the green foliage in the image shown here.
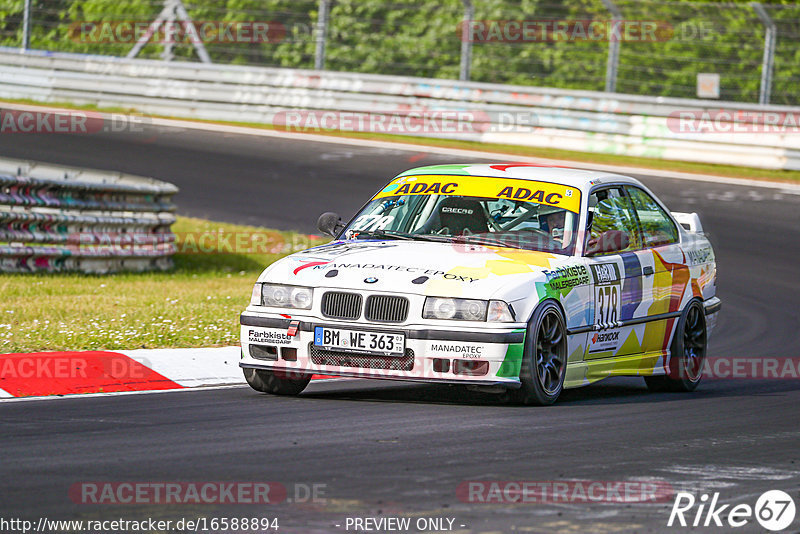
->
[1,0,798,104]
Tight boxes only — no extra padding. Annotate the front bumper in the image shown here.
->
[239,312,526,388]
[704,296,721,337]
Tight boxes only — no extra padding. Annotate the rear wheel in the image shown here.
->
[644,300,707,392]
[510,301,568,405]
[243,368,311,396]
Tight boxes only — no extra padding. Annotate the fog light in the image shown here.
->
[281,347,298,361]
[249,345,278,361]
[432,358,450,373]
[453,359,489,376]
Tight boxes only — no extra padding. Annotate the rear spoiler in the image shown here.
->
[672,212,703,233]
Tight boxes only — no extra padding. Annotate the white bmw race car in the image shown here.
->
[239,164,720,405]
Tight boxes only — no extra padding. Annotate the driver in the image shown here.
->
[540,209,566,242]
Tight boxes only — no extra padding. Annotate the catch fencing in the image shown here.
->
[1,48,798,170]
[0,157,178,273]
[2,0,800,105]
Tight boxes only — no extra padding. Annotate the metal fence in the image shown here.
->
[0,157,178,273]
[1,0,799,106]
[2,49,798,171]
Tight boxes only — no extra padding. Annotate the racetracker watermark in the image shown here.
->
[1,517,280,534]
[69,482,299,505]
[667,110,800,134]
[63,232,321,255]
[460,20,673,42]
[177,232,320,254]
[0,355,152,380]
[0,109,148,135]
[698,357,800,380]
[272,110,539,134]
[68,21,287,44]
[457,480,675,504]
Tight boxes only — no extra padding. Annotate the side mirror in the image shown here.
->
[317,212,343,237]
[586,230,630,256]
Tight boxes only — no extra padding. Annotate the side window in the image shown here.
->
[625,187,679,248]
[586,187,640,255]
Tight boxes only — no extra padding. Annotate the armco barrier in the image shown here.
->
[0,157,178,273]
[0,48,799,170]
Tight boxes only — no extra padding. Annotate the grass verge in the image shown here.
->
[3,97,800,184]
[0,216,322,353]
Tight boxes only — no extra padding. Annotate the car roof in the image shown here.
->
[396,163,642,192]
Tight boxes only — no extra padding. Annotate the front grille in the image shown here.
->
[321,291,362,320]
[309,344,415,371]
[364,295,409,323]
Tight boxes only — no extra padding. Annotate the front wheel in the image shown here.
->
[509,301,568,405]
[244,368,311,396]
[644,300,707,392]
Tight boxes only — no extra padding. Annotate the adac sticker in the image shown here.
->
[373,175,581,213]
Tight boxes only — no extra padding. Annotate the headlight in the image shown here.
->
[256,284,314,309]
[423,297,515,322]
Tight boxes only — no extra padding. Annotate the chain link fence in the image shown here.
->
[1,0,798,105]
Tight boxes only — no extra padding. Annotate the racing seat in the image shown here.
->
[419,197,490,235]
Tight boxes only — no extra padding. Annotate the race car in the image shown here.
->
[239,164,720,405]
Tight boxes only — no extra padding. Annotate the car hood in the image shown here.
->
[259,240,576,301]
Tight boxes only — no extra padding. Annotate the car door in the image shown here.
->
[624,185,686,356]
[583,186,655,359]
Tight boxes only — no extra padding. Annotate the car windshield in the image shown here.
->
[342,175,582,254]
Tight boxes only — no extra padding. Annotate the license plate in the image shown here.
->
[314,326,405,356]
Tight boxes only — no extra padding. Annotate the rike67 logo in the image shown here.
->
[668,490,796,531]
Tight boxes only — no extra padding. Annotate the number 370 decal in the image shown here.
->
[590,263,621,325]
[595,285,620,324]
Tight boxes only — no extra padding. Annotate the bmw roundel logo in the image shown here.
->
[364,277,378,284]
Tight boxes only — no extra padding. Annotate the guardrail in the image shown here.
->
[0,157,178,274]
[0,48,798,170]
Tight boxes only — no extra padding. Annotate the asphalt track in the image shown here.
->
[2,124,800,533]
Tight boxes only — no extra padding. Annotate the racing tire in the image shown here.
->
[509,301,568,405]
[644,300,707,393]
[243,368,311,396]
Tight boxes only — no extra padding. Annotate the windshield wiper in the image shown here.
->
[455,236,526,250]
[404,233,452,243]
[353,230,453,243]
[352,230,416,241]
